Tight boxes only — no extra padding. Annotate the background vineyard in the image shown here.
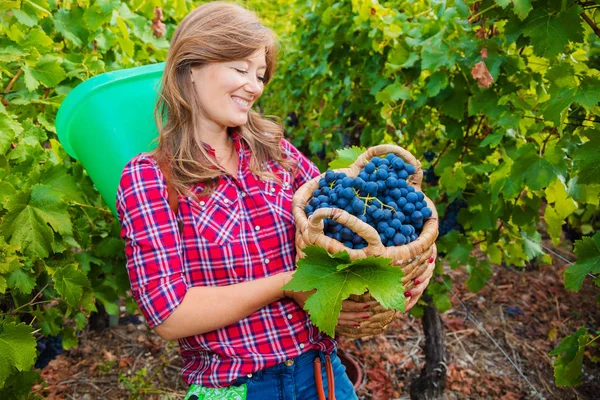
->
[1,0,599,398]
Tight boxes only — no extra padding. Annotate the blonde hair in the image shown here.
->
[153,1,291,198]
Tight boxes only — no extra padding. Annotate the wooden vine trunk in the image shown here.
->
[410,294,448,400]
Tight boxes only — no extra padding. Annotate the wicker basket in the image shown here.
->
[292,144,439,338]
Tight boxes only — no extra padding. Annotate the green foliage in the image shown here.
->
[564,231,600,292]
[283,245,405,337]
[549,327,590,386]
[328,146,367,169]
[260,0,600,388]
[0,0,193,394]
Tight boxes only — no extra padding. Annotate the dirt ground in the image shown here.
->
[33,241,599,400]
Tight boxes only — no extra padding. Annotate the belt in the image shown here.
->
[314,354,335,400]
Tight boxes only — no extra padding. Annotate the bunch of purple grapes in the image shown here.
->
[304,153,433,249]
[35,335,63,369]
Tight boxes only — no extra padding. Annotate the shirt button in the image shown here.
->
[255,226,260,231]
[224,199,230,204]
[199,201,206,206]
[264,258,270,264]
[299,343,305,349]
[287,314,293,320]
[242,192,247,197]
[270,188,276,193]
[247,373,253,378]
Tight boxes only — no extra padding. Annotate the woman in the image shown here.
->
[116,2,435,399]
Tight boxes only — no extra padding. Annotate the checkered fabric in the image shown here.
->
[116,132,336,387]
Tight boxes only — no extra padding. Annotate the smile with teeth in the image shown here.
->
[232,96,250,107]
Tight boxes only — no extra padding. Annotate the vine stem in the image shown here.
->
[70,201,112,213]
[432,140,452,169]
[469,4,498,21]
[11,282,50,314]
[586,333,600,347]
[1,69,23,105]
[580,10,600,38]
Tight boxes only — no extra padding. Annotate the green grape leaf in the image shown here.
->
[426,277,452,313]
[0,277,6,294]
[2,185,73,259]
[53,8,86,47]
[549,328,589,386]
[522,8,584,58]
[437,231,473,269]
[0,43,26,62]
[283,245,404,337]
[564,232,600,292]
[572,130,600,185]
[439,165,467,195]
[510,149,555,191]
[8,269,35,295]
[0,322,37,388]
[0,369,40,399]
[544,179,578,244]
[53,264,91,308]
[22,56,66,90]
[466,257,492,293]
[328,146,367,169]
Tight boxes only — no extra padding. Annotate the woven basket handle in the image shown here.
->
[307,207,386,257]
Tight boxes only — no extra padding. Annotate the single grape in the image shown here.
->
[390,219,402,230]
[396,179,407,188]
[416,192,424,201]
[380,158,391,167]
[376,169,388,180]
[318,195,328,203]
[386,154,396,162]
[421,207,433,219]
[400,188,409,197]
[411,211,423,222]
[369,172,378,182]
[376,181,386,192]
[405,164,416,174]
[351,198,365,213]
[358,171,369,181]
[319,179,328,188]
[406,186,415,193]
[392,158,405,170]
[305,205,314,214]
[341,177,354,188]
[393,233,407,245]
[388,201,398,211]
[382,209,392,220]
[364,162,376,174]
[365,182,378,195]
[343,240,354,248]
[325,170,336,183]
[398,170,409,179]
[313,189,322,197]
[329,193,339,203]
[372,157,382,166]
[338,197,349,208]
[386,177,398,189]
[406,192,418,203]
[384,227,395,239]
[400,225,411,236]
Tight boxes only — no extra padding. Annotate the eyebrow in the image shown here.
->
[241,59,267,70]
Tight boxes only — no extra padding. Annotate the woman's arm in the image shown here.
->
[154,271,293,340]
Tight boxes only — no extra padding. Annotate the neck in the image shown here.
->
[195,121,234,154]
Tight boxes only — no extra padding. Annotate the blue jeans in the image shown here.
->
[232,349,358,400]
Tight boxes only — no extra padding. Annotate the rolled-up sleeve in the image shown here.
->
[116,155,188,328]
[281,139,321,190]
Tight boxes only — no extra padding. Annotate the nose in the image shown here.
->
[244,77,263,97]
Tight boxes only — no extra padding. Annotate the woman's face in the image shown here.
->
[190,49,266,131]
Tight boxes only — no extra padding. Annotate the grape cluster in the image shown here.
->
[304,153,433,249]
[439,199,467,236]
[35,335,63,369]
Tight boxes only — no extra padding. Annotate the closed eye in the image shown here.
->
[234,68,265,83]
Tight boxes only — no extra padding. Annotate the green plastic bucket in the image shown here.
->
[56,63,165,217]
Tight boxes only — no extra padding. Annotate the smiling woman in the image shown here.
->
[114,1,371,399]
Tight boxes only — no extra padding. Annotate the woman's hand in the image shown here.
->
[404,243,437,312]
[285,289,378,327]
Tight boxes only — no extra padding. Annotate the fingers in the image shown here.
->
[340,299,379,312]
[405,246,437,312]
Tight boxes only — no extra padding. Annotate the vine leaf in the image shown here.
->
[522,7,584,58]
[1,185,72,259]
[564,231,600,292]
[573,130,600,185]
[283,245,404,337]
[544,179,578,244]
[549,327,589,386]
[328,146,367,169]
[53,264,91,308]
[0,322,37,388]
[466,257,492,293]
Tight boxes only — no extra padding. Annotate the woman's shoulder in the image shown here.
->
[119,152,166,191]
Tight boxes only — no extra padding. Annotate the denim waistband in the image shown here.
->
[233,349,336,385]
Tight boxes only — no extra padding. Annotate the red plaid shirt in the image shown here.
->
[116,132,336,387]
